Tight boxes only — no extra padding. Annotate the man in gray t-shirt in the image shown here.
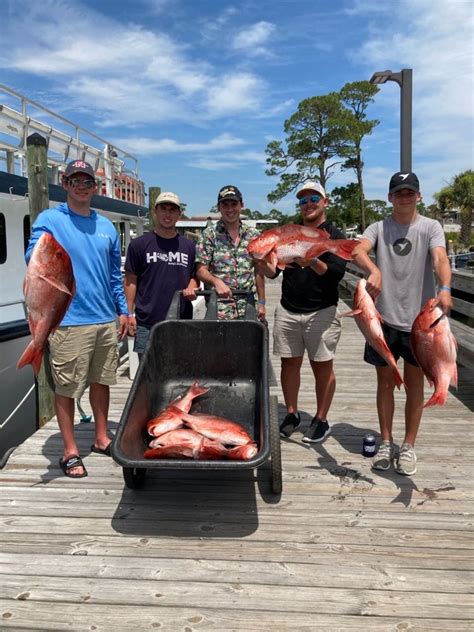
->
[352,171,452,476]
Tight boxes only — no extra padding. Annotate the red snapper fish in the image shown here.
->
[342,279,403,389]
[169,406,253,446]
[144,437,228,460]
[17,232,75,375]
[411,299,457,407]
[147,382,208,437]
[247,224,360,270]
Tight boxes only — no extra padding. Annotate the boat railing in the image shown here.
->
[0,83,144,204]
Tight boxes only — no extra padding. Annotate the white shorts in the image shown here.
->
[273,304,342,361]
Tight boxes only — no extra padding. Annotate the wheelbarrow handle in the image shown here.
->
[165,289,258,321]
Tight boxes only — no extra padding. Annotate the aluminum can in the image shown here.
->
[362,433,376,457]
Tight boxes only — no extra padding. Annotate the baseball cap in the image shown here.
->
[64,160,95,179]
[296,181,326,199]
[217,185,243,203]
[154,191,181,208]
[389,172,420,193]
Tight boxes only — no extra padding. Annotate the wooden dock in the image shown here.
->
[1,279,473,630]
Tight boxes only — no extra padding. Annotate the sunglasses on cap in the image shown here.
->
[298,194,322,206]
[67,177,96,189]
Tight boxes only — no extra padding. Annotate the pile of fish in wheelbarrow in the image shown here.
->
[144,382,258,461]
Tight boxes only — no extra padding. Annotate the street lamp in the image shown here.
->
[370,68,413,172]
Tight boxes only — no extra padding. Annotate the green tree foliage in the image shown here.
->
[434,170,474,246]
[265,93,351,202]
[327,184,390,231]
[339,81,379,232]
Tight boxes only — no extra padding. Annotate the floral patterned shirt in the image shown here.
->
[196,219,260,319]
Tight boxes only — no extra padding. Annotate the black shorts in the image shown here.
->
[363,322,419,368]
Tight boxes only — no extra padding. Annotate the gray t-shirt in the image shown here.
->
[362,215,446,331]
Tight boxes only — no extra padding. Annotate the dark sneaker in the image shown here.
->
[302,418,331,443]
[280,412,301,437]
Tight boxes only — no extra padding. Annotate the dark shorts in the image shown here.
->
[364,322,419,368]
[134,324,151,354]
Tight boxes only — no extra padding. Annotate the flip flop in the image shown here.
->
[90,442,112,456]
[59,455,88,478]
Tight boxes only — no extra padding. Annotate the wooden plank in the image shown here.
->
[0,276,473,628]
[0,600,467,632]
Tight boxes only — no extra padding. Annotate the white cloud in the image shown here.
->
[352,0,473,199]
[115,133,247,155]
[0,0,267,126]
[232,21,276,56]
[206,73,263,114]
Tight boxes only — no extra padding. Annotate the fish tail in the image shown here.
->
[393,368,404,390]
[424,389,448,407]
[17,342,43,375]
[189,382,209,397]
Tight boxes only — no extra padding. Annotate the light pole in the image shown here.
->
[370,68,413,172]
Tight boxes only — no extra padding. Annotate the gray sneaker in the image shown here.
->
[372,441,394,471]
[395,443,417,476]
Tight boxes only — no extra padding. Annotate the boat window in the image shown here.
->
[23,215,31,253]
[0,214,6,264]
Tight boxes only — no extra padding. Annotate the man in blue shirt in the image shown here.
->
[25,160,129,478]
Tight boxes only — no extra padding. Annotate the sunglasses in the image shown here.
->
[298,194,322,205]
[67,177,96,188]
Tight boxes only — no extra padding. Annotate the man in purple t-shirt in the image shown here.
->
[124,191,198,357]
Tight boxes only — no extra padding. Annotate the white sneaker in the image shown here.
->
[395,443,417,476]
[372,441,394,471]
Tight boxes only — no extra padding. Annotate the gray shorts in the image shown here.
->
[273,304,342,361]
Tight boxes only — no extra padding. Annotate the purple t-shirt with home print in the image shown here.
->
[125,231,196,327]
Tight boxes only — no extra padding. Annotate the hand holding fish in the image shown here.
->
[364,269,382,299]
[433,287,453,315]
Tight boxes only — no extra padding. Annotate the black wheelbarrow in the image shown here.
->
[111,290,282,495]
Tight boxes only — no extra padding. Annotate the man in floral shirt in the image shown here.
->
[196,185,266,319]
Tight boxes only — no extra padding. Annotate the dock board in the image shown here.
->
[1,278,473,630]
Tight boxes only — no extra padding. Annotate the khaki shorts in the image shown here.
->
[48,322,118,398]
[273,304,342,361]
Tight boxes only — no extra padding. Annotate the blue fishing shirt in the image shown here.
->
[25,203,127,326]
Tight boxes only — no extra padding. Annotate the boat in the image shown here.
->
[0,84,149,463]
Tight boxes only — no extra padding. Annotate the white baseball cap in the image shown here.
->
[296,181,326,199]
[154,191,181,208]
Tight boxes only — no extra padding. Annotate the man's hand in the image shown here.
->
[182,286,197,301]
[365,269,382,299]
[118,315,129,340]
[434,289,453,315]
[214,278,232,298]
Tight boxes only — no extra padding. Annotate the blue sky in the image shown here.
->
[1,0,473,216]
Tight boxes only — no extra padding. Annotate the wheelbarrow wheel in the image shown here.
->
[123,466,147,489]
[269,394,282,494]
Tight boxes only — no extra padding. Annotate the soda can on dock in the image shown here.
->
[362,434,376,458]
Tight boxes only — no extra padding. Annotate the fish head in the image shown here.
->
[247,230,280,260]
[414,299,444,331]
[31,233,73,279]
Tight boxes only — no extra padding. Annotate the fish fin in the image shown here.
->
[451,364,458,389]
[332,239,360,261]
[340,309,362,318]
[38,275,74,296]
[17,342,43,375]
[393,369,404,390]
[423,389,448,407]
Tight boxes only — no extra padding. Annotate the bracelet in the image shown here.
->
[258,299,266,305]
[127,313,135,317]
[438,286,451,292]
